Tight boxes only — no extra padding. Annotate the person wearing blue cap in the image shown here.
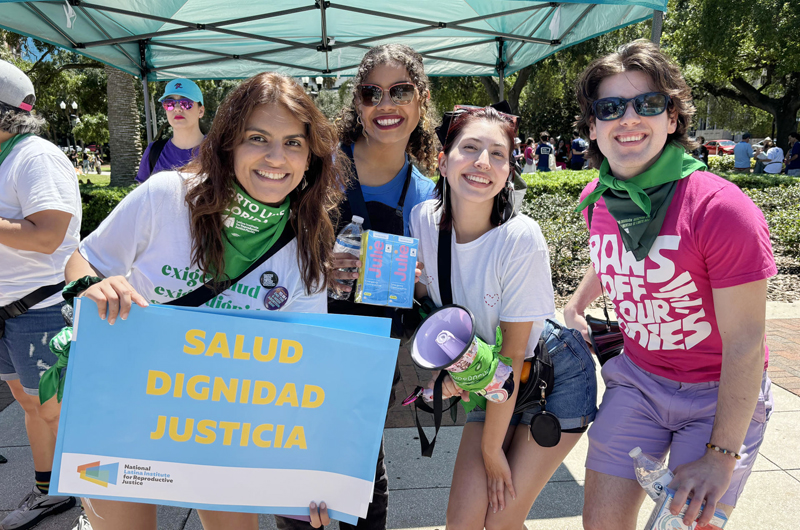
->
[136,78,205,183]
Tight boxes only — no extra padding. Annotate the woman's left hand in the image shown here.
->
[309,501,330,528]
[414,262,424,284]
[482,447,516,513]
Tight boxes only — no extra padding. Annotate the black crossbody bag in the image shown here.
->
[0,282,65,339]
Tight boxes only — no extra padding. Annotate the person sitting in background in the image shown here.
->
[786,132,800,176]
[761,141,784,175]
[136,78,205,184]
[692,135,709,166]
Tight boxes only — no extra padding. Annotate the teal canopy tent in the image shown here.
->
[0,0,667,140]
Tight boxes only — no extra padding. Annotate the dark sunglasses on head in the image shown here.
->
[161,98,194,111]
[358,82,417,107]
[592,92,671,121]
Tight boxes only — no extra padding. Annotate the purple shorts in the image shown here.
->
[586,354,772,507]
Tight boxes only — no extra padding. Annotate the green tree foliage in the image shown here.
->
[664,0,800,151]
[73,113,110,146]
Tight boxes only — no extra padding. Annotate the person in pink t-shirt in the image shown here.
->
[564,40,776,530]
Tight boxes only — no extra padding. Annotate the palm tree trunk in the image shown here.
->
[105,65,142,186]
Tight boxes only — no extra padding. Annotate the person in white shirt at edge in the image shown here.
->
[756,139,784,175]
[410,106,596,530]
[61,73,350,530]
[0,60,82,530]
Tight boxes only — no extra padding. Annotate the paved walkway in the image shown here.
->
[2,302,799,529]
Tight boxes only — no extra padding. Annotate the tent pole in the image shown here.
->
[497,38,505,101]
[499,65,505,101]
[142,77,153,144]
[651,10,664,45]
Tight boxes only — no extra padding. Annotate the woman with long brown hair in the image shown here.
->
[61,72,348,530]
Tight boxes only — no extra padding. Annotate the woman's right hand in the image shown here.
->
[426,370,470,401]
[78,276,148,325]
[331,252,360,293]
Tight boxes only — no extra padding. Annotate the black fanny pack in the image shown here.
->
[0,282,66,339]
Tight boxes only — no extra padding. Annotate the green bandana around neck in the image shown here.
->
[575,143,706,261]
[221,183,291,279]
[0,133,33,166]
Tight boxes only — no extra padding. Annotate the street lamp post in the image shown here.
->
[59,100,77,152]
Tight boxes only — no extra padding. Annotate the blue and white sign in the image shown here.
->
[51,299,398,525]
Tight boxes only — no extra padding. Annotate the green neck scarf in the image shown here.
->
[0,134,33,166]
[575,143,706,261]
[221,183,291,279]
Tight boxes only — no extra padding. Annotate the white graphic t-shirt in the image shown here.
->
[410,200,555,358]
[80,171,325,314]
[0,136,81,308]
[580,171,776,382]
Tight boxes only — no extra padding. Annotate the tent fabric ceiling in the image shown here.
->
[0,0,667,80]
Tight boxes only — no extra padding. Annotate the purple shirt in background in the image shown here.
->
[135,139,200,183]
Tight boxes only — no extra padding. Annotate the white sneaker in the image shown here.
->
[0,486,76,530]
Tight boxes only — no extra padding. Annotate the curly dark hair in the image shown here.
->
[183,72,349,293]
[336,44,438,173]
[574,39,697,168]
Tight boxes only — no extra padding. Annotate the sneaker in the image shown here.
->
[0,486,77,530]
[70,512,93,530]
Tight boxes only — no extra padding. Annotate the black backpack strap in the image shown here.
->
[437,227,453,306]
[167,223,296,307]
[586,180,601,229]
[147,138,169,177]
[0,282,65,322]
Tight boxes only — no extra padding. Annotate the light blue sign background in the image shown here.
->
[52,300,398,522]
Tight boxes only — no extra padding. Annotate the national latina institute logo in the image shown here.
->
[77,461,119,487]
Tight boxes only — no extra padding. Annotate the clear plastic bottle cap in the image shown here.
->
[629,447,642,458]
[351,215,364,224]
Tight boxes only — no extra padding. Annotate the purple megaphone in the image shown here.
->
[435,330,467,360]
[409,305,475,370]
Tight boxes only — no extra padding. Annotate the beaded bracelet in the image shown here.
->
[706,443,742,460]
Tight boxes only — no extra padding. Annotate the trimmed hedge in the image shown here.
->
[80,184,136,238]
[521,170,799,200]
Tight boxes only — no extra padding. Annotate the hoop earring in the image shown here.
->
[357,114,368,140]
[301,174,308,190]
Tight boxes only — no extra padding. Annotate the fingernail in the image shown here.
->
[310,502,316,509]
[320,502,326,509]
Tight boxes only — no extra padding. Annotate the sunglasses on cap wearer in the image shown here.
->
[438,104,520,147]
[592,92,671,121]
[357,82,417,107]
[161,98,195,111]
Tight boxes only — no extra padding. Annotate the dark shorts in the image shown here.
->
[467,320,598,430]
[586,354,772,507]
[0,304,64,395]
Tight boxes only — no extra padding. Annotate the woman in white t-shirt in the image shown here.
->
[410,106,596,530]
[63,73,348,530]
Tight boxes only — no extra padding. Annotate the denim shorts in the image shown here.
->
[0,303,65,395]
[466,319,598,430]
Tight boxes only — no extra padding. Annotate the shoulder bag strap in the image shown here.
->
[342,144,372,230]
[147,138,170,177]
[437,226,453,306]
[0,282,66,322]
[166,223,297,308]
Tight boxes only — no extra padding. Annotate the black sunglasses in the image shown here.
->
[592,92,671,121]
[357,82,417,107]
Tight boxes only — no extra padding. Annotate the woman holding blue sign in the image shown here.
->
[61,73,348,530]
[409,107,597,530]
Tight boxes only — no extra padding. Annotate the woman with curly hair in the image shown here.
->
[62,72,348,530]
[275,44,437,530]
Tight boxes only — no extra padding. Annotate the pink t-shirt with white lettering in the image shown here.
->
[580,171,776,382]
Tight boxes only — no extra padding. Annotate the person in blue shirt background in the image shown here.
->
[733,132,754,173]
[786,132,800,176]
[570,130,588,170]
[534,131,554,172]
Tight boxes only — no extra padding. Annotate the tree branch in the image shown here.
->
[480,77,500,104]
[37,61,104,88]
[507,65,534,115]
[25,49,52,76]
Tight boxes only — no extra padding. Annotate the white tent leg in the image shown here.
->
[142,76,153,144]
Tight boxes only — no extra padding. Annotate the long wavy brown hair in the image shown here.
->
[574,39,697,168]
[184,72,348,293]
[336,44,439,173]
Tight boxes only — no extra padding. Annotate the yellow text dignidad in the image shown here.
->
[146,329,325,449]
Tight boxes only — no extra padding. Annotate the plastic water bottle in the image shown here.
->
[328,215,364,300]
[630,446,674,501]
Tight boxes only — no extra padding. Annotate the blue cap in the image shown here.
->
[159,78,203,105]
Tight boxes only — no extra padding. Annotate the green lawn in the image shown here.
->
[80,173,110,186]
